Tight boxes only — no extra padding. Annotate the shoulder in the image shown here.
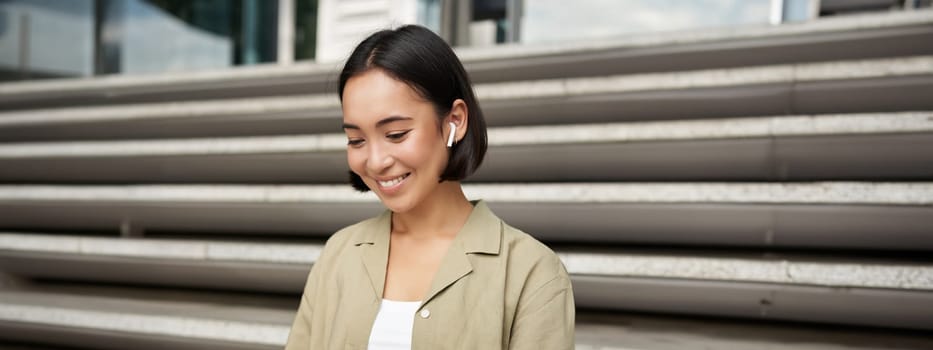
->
[499,222,571,292]
[316,213,385,264]
[500,223,560,264]
[470,201,563,274]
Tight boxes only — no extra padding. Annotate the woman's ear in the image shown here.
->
[448,99,469,144]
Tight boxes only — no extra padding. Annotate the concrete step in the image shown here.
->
[0,289,292,350]
[2,235,932,331]
[2,56,932,141]
[566,251,933,331]
[0,232,318,293]
[4,287,932,350]
[5,232,928,292]
[1,10,930,111]
[0,183,930,250]
[572,311,933,350]
[1,112,931,183]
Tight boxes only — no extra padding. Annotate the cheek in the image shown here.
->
[403,132,445,167]
[347,148,365,173]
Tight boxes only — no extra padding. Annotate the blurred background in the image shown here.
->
[1,0,933,349]
[7,0,923,80]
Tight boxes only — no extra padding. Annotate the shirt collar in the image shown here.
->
[351,199,501,255]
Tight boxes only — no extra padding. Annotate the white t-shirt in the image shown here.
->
[367,299,421,350]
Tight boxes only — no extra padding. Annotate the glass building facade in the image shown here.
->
[1,0,96,80]
[0,0,927,82]
[0,0,316,81]
[98,0,278,75]
[519,0,772,44]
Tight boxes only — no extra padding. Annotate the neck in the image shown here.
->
[391,181,473,240]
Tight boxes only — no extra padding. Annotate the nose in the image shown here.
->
[365,141,394,174]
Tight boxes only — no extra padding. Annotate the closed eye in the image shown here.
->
[347,139,364,147]
[387,130,411,140]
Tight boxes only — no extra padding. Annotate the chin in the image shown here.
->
[368,184,414,213]
[379,197,417,214]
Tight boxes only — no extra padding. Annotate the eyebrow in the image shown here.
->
[343,115,413,130]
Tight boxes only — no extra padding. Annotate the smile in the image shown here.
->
[377,173,410,188]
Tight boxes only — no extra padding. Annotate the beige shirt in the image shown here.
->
[285,200,575,349]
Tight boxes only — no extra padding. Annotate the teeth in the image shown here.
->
[378,174,407,187]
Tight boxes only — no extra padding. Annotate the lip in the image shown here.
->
[374,173,410,194]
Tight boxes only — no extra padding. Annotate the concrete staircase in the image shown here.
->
[1,10,933,350]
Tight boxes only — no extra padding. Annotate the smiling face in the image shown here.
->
[342,69,452,213]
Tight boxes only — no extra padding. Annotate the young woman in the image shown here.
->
[285,25,574,350]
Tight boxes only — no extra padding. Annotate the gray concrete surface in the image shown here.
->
[1,112,930,158]
[1,288,932,349]
[2,233,931,290]
[1,56,929,136]
[0,233,321,264]
[0,291,291,347]
[1,182,929,205]
[2,113,931,183]
[0,184,930,251]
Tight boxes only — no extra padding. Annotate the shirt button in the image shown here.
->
[419,309,430,319]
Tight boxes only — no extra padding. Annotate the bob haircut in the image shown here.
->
[338,25,488,192]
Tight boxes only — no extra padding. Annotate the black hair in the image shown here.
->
[339,25,487,192]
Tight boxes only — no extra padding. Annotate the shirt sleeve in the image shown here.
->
[508,272,576,350]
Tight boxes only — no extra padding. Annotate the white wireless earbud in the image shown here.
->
[446,122,457,147]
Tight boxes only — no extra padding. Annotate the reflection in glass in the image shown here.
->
[295,0,318,61]
[0,0,94,80]
[100,0,278,75]
[471,0,507,46]
[418,0,442,34]
[521,0,771,44]
[783,0,812,22]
